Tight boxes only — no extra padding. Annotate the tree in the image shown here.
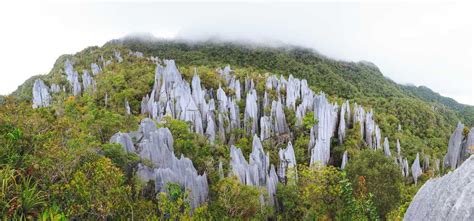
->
[346,149,403,219]
[211,176,267,219]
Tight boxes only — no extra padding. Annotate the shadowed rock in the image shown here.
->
[444,122,465,169]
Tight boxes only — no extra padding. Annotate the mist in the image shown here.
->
[0,1,472,105]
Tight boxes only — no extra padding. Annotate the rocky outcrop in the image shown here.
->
[64,60,82,96]
[338,101,348,144]
[114,50,123,62]
[278,142,297,183]
[109,132,135,152]
[82,70,96,92]
[271,100,289,135]
[110,118,208,209]
[50,84,61,93]
[444,122,465,170]
[383,137,391,157]
[229,135,279,205]
[404,155,474,221]
[411,153,422,185]
[244,89,259,136]
[310,93,338,166]
[91,63,101,75]
[341,151,348,170]
[32,79,51,108]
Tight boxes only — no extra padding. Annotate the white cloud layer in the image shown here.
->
[0,1,472,105]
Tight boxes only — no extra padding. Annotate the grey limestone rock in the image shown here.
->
[404,155,474,221]
[244,89,259,136]
[278,142,297,183]
[91,63,101,75]
[341,151,348,170]
[260,116,272,141]
[50,83,61,93]
[111,118,208,209]
[64,59,82,96]
[82,70,96,92]
[411,153,422,185]
[110,132,135,152]
[271,100,289,135]
[114,50,123,62]
[310,93,338,166]
[444,122,465,170]
[338,101,347,144]
[383,137,391,157]
[32,79,51,108]
[229,136,279,206]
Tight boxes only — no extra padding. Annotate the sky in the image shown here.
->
[0,0,473,105]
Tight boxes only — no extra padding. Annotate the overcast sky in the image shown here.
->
[0,0,473,105]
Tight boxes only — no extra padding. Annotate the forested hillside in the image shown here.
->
[1,37,472,220]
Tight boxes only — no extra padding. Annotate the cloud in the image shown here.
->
[0,1,472,105]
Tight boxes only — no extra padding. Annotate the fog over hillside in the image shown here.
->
[0,1,472,105]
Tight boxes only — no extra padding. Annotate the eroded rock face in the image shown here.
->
[338,101,347,144]
[32,79,51,108]
[50,84,61,93]
[91,63,101,75]
[229,135,278,205]
[383,137,391,157]
[278,142,297,183]
[82,70,96,92]
[310,93,338,166]
[271,100,289,135]
[411,153,422,185]
[341,151,348,170]
[110,118,208,209]
[244,89,259,136]
[114,50,123,62]
[444,122,465,169]
[461,128,474,162]
[404,155,474,221]
[110,132,135,152]
[64,60,82,96]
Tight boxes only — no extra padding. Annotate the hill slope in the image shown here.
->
[2,36,472,220]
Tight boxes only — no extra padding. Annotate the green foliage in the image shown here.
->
[57,157,130,219]
[211,176,267,219]
[346,149,403,219]
[157,183,191,220]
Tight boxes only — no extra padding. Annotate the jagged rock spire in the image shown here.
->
[411,153,422,185]
[244,89,259,136]
[278,142,297,183]
[110,118,208,209]
[310,93,338,166]
[32,79,51,108]
[229,136,278,206]
[444,122,465,169]
[64,59,82,96]
[341,151,348,170]
[383,137,391,157]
